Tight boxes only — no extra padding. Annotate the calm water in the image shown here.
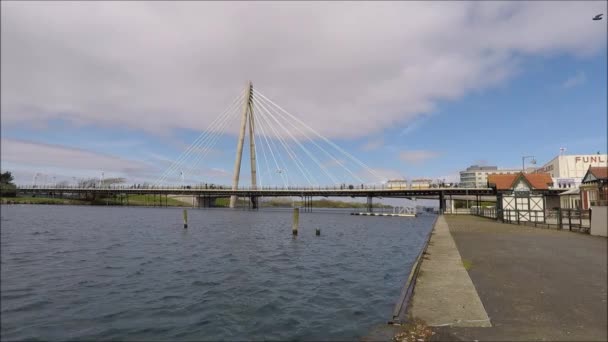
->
[1,205,434,341]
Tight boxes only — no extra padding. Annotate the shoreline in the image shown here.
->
[1,197,394,210]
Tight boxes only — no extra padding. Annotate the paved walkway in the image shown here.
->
[431,215,607,341]
[410,216,491,327]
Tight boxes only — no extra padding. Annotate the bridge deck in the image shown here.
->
[18,187,496,197]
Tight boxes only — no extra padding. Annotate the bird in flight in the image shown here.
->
[592,14,603,20]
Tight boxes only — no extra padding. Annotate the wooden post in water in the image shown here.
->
[315,227,320,236]
[292,207,299,235]
[183,209,188,229]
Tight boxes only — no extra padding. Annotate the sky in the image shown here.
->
[1,1,607,187]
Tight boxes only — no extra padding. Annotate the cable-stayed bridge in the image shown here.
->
[152,81,392,207]
[17,82,505,212]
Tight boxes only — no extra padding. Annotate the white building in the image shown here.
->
[386,179,408,189]
[459,165,522,188]
[534,154,607,189]
[411,178,432,189]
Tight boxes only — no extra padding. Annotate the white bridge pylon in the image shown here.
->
[230,81,256,208]
[154,81,385,208]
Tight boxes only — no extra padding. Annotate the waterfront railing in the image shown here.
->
[470,207,591,233]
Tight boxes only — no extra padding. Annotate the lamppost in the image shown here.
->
[522,155,536,172]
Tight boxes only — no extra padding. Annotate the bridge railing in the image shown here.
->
[17,184,490,191]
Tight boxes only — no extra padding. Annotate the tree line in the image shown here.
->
[0,171,16,197]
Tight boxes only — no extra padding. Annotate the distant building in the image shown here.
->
[386,179,408,189]
[411,179,432,189]
[534,154,607,189]
[579,166,608,209]
[487,172,553,222]
[459,165,521,188]
[559,188,580,209]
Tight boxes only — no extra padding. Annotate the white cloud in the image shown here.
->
[0,138,234,185]
[1,138,148,172]
[399,150,441,164]
[562,71,587,88]
[1,138,154,183]
[1,1,606,140]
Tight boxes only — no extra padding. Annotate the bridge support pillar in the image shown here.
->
[367,195,373,213]
[196,196,214,208]
[302,196,312,212]
[250,196,258,210]
[450,196,455,214]
[439,192,445,214]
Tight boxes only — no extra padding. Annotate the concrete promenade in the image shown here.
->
[419,215,607,341]
[410,216,492,328]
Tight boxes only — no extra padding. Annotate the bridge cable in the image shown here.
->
[257,89,380,183]
[154,90,244,185]
[253,100,289,188]
[255,90,384,183]
[255,100,298,187]
[253,92,351,185]
[154,92,243,185]
[254,92,364,184]
[154,90,245,185]
[254,97,317,186]
[186,101,242,183]
[254,91,367,184]
[252,94,338,185]
[256,100,308,187]
[251,104,269,188]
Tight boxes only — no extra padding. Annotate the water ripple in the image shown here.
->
[1,205,434,341]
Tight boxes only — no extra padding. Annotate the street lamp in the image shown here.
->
[522,155,536,172]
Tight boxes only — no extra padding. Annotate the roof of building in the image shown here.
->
[559,187,580,196]
[487,172,553,190]
[589,166,608,179]
[465,165,498,171]
[411,178,432,182]
[582,166,608,183]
